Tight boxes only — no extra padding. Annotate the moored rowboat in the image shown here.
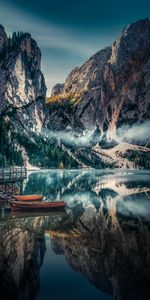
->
[8,200,66,211]
[15,195,44,201]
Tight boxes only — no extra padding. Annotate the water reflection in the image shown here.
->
[0,170,150,300]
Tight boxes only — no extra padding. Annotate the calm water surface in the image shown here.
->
[0,169,150,300]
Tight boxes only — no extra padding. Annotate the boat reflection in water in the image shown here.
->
[0,169,150,300]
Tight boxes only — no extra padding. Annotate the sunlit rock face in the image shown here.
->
[0,25,46,132]
[0,217,46,300]
[47,19,150,134]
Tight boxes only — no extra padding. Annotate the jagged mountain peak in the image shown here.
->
[123,18,150,34]
[63,47,111,94]
[1,25,46,102]
[109,18,150,66]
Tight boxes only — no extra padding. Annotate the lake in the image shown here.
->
[0,169,150,300]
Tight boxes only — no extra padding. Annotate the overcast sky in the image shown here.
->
[0,0,150,95]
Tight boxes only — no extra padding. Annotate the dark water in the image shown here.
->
[0,169,150,300]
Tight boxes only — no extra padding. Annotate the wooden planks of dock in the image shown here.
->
[0,167,27,183]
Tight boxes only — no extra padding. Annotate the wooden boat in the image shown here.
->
[8,200,66,211]
[14,195,44,202]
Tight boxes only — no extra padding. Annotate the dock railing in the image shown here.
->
[0,166,27,183]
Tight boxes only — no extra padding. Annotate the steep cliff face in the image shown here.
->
[47,19,150,135]
[0,25,79,168]
[0,25,47,166]
[0,26,46,129]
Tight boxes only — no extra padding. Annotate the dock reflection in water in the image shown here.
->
[0,169,150,300]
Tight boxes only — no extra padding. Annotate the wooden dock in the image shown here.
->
[0,167,27,195]
[0,167,27,183]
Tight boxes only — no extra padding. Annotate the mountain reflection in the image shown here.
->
[0,170,150,300]
[0,216,46,300]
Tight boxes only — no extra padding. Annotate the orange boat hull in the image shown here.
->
[15,195,44,201]
[9,200,66,211]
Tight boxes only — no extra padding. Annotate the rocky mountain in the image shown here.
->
[0,25,46,128]
[0,25,48,166]
[0,24,80,168]
[0,20,149,169]
[45,19,150,168]
[47,19,150,138]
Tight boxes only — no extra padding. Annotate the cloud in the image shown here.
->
[117,120,150,143]
[42,121,150,146]
[43,129,94,147]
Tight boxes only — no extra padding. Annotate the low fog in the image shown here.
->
[42,129,94,146]
[117,120,150,143]
[42,120,150,147]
